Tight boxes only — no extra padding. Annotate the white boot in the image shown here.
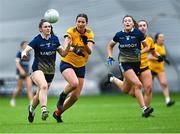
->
[10,99,16,107]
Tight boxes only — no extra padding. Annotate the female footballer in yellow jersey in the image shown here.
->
[138,20,163,107]
[53,13,95,123]
[149,33,175,107]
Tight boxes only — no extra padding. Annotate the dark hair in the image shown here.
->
[20,41,28,47]
[39,19,54,35]
[76,13,88,23]
[154,32,162,43]
[39,19,47,28]
[123,15,138,28]
[50,25,54,35]
[138,19,148,27]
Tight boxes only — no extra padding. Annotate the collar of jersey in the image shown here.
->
[122,28,134,33]
[76,27,86,34]
[40,33,51,40]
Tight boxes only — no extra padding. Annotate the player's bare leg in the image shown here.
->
[31,71,49,121]
[10,79,23,107]
[62,78,84,112]
[25,76,33,104]
[28,86,40,123]
[140,70,153,106]
[53,68,84,123]
[157,72,175,107]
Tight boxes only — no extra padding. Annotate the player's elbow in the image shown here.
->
[60,51,68,57]
[87,50,91,55]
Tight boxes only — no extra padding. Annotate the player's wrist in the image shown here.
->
[81,35,88,45]
[157,55,163,62]
[107,56,114,60]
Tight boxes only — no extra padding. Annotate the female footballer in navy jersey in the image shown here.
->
[104,15,153,117]
[21,19,70,123]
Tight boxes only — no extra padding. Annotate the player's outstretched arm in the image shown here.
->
[21,46,32,60]
[151,50,163,62]
[57,36,71,57]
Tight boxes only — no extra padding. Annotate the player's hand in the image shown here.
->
[157,56,163,62]
[73,47,85,57]
[161,55,170,65]
[81,35,88,45]
[135,48,141,57]
[164,58,170,65]
[21,51,28,60]
[107,56,115,66]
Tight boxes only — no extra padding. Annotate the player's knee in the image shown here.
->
[18,88,22,91]
[160,81,168,88]
[134,82,142,90]
[70,81,79,89]
[128,89,135,97]
[40,83,48,91]
[144,84,152,94]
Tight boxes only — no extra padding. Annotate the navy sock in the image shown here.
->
[57,91,67,110]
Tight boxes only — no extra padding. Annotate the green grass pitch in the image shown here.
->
[0,93,180,133]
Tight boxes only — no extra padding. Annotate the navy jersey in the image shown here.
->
[28,34,61,74]
[113,28,145,62]
[16,51,30,74]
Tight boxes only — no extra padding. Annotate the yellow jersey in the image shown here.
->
[140,36,155,69]
[149,43,166,73]
[61,27,95,67]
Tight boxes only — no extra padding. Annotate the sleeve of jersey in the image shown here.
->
[16,51,21,59]
[112,33,119,43]
[138,30,146,42]
[64,28,72,38]
[28,37,37,49]
[56,37,62,50]
[56,36,61,47]
[88,31,95,44]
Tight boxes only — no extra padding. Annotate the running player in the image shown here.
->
[10,41,33,107]
[149,33,175,107]
[104,15,153,117]
[53,13,95,123]
[21,19,70,123]
[138,20,163,106]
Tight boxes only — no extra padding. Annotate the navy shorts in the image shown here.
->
[44,74,54,83]
[60,61,85,78]
[31,70,54,83]
[140,66,149,73]
[119,62,140,76]
[151,70,158,76]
